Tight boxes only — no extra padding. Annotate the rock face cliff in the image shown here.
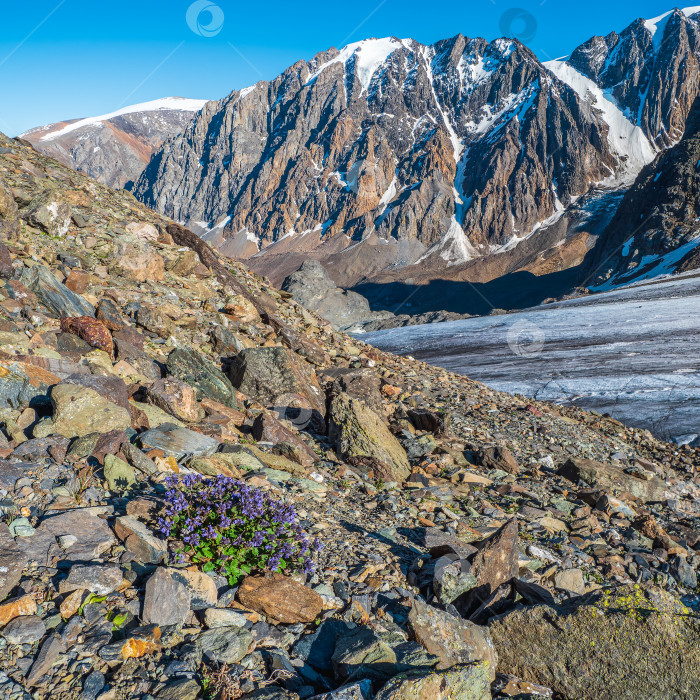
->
[130,8,700,299]
[132,36,642,281]
[22,98,209,189]
[567,7,700,148]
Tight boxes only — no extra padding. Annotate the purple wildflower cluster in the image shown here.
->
[157,474,321,584]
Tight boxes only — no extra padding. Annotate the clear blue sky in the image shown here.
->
[0,0,682,135]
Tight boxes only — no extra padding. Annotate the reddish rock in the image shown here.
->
[64,270,90,294]
[252,412,316,467]
[238,573,323,624]
[144,377,204,423]
[91,429,129,464]
[0,594,36,626]
[96,297,125,331]
[60,316,114,358]
[470,519,519,595]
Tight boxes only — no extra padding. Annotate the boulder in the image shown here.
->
[0,241,12,278]
[21,264,94,317]
[95,297,125,331]
[114,338,161,380]
[114,516,167,564]
[252,412,317,467]
[113,238,164,282]
[125,221,159,241]
[197,626,254,664]
[328,392,411,482]
[142,568,191,627]
[227,347,325,423]
[0,175,19,240]
[490,584,700,700]
[2,615,46,645]
[62,373,130,410]
[0,524,27,601]
[408,598,497,680]
[476,445,520,475]
[144,377,205,423]
[26,633,66,686]
[59,316,114,357]
[0,358,59,410]
[469,519,519,596]
[325,368,384,414]
[60,564,124,595]
[135,305,174,338]
[374,663,492,700]
[166,347,237,408]
[0,594,36,626]
[19,509,116,564]
[23,191,71,237]
[559,457,667,503]
[104,454,137,493]
[238,574,323,624]
[137,424,219,459]
[168,568,218,610]
[43,382,131,438]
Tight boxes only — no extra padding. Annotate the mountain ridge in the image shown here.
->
[21,97,210,189]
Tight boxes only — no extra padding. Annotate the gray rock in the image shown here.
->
[293,619,357,672]
[156,679,201,700]
[197,626,254,664]
[670,556,697,589]
[0,174,19,241]
[433,555,477,605]
[138,424,219,459]
[374,663,492,700]
[26,633,65,686]
[22,192,71,237]
[408,598,497,681]
[282,260,392,331]
[227,346,325,419]
[142,568,191,627]
[113,516,167,564]
[60,564,123,595]
[103,454,136,493]
[81,670,105,700]
[558,457,667,503]
[0,359,56,411]
[166,347,237,408]
[2,615,46,645]
[308,680,372,700]
[331,626,398,683]
[0,523,27,601]
[21,264,94,318]
[203,608,248,629]
[490,584,700,700]
[18,509,117,564]
[328,392,411,482]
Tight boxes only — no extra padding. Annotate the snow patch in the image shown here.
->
[416,217,478,266]
[644,6,700,48]
[592,235,700,291]
[307,38,403,94]
[545,60,655,181]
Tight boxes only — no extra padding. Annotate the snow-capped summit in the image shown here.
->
[22,97,209,189]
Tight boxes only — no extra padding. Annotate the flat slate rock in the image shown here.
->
[18,509,116,565]
[138,424,219,459]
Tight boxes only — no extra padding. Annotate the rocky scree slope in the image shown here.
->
[21,98,209,190]
[0,132,699,700]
